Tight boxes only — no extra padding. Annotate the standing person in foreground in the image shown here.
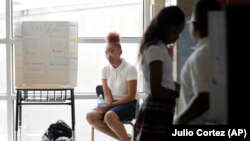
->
[86,32,138,141]
[174,0,221,124]
[135,6,185,141]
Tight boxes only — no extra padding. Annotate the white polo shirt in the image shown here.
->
[175,37,210,124]
[141,41,176,95]
[102,59,137,100]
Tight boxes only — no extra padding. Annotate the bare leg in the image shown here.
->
[86,111,120,140]
[104,111,130,141]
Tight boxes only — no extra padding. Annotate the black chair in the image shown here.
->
[91,85,135,141]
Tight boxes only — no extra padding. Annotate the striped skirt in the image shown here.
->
[134,95,176,141]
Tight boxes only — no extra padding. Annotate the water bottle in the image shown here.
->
[97,94,105,107]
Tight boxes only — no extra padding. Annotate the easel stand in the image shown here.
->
[15,88,75,141]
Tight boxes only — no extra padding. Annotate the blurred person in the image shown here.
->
[135,6,185,141]
[174,0,222,124]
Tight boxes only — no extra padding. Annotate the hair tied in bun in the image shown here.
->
[106,32,120,43]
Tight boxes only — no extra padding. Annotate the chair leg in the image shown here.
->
[91,127,94,141]
[131,125,134,141]
[126,122,134,141]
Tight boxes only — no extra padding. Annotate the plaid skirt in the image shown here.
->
[134,95,176,141]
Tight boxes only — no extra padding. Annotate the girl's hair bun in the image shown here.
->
[106,32,120,43]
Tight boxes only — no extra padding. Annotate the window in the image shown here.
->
[16,99,127,141]
[0,0,188,140]
[0,0,7,94]
[2,0,145,140]
[13,0,143,93]
[76,43,140,92]
[13,0,143,37]
[0,45,6,94]
[166,0,177,6]
[0,0,5,38]
[9,1,143,140]
[0,101,7,141]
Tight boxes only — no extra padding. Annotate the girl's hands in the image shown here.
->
[95,103,112,114]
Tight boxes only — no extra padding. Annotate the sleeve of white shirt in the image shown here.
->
[101,66,108,79]
[126,66,138,81]
[145,46,164,64]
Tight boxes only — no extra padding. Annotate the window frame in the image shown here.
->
[1,0,177,140]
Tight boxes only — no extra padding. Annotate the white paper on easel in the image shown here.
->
[15,21,78,88]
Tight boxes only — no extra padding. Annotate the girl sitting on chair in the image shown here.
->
[86,32,138,141]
